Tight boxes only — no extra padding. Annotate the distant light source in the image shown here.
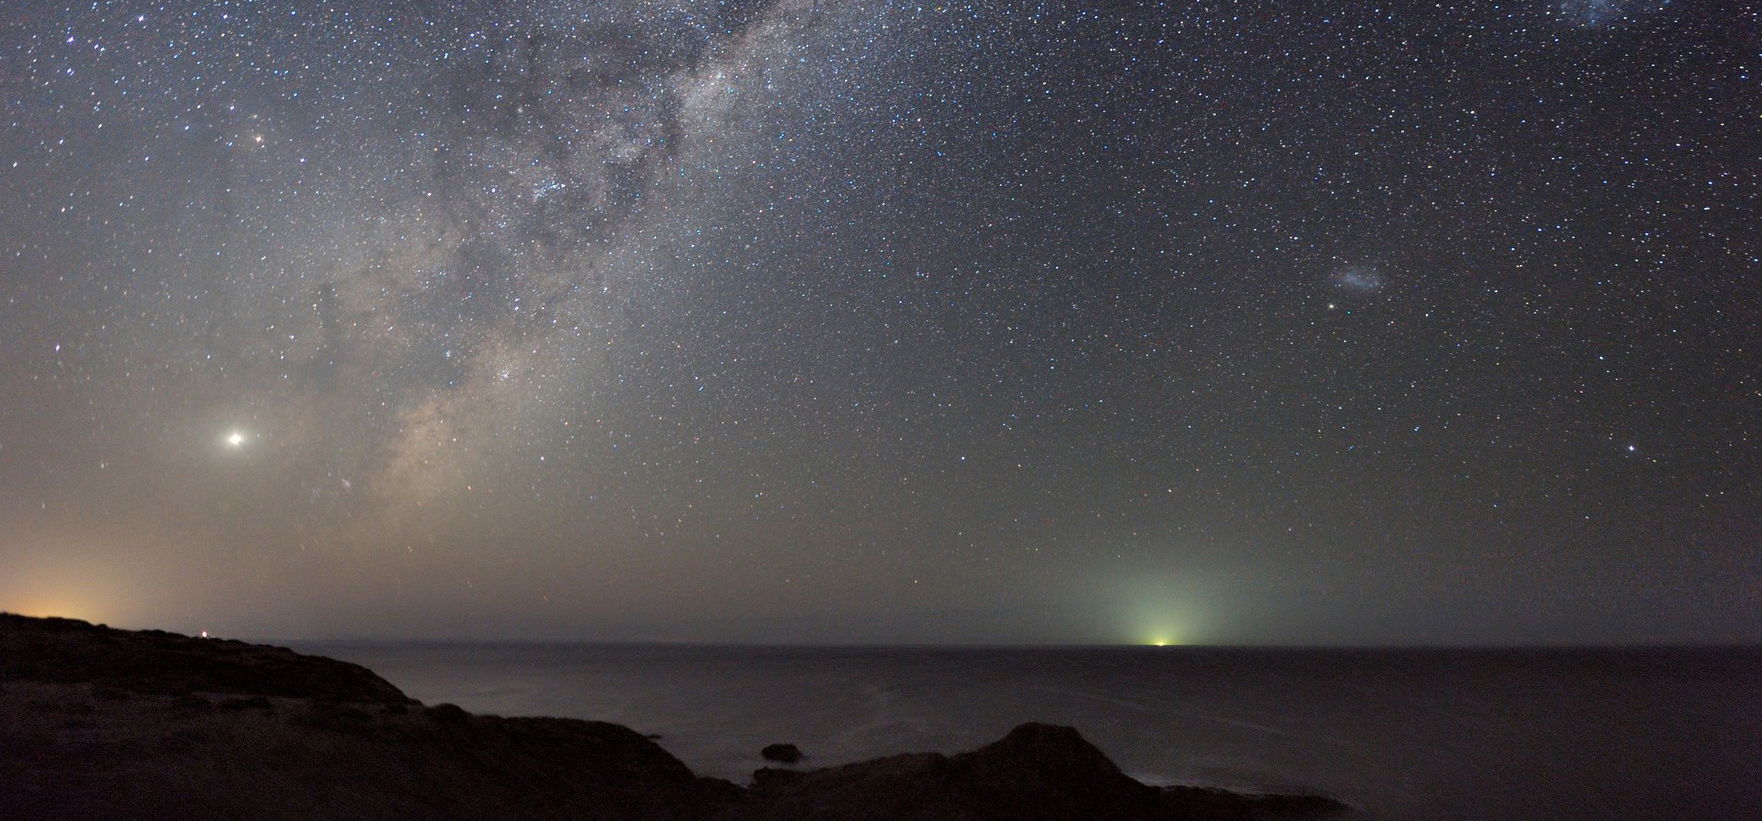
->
[225,431,245,448]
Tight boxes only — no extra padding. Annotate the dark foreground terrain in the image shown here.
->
[0,613,1343,820]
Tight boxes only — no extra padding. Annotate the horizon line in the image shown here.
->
[9,613,1757,651]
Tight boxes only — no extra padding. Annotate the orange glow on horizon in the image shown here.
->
[4,596,109,624]
[0,549,140,628]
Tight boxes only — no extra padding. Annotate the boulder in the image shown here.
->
[760,743,803,763]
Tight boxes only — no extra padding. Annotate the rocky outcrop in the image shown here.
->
[760,742,804,763]
[0,612,411,704]
[0,613,736,820]
[722,722,1343,820]
[0,613,1342,820]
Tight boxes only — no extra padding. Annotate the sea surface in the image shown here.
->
[299,643,1762,820]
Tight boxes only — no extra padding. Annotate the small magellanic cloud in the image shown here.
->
[1333,265,1384,294]
[1559,0,1672,29]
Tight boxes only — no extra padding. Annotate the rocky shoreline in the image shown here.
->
[0,613,1345,820]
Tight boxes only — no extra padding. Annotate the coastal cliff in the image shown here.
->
[0,613,1343,820]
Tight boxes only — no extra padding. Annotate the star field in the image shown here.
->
[1,0,1758,643]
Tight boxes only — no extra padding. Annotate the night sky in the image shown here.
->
[2,0,1757,644]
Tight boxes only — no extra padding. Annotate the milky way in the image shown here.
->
[1,0,1757,643]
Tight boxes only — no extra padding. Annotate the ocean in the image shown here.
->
[299,643,1762,820]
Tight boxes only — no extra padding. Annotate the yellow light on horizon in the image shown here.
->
[1,536,149,629]
[6,594,110,625]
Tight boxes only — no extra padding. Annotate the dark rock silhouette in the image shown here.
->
[0,612,410,704]
[0,613,731,820]
[0,613,1343,820]
[760,742,804,763]
[724,722,1344,820]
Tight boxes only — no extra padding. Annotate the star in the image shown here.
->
[0,0,1749,651]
